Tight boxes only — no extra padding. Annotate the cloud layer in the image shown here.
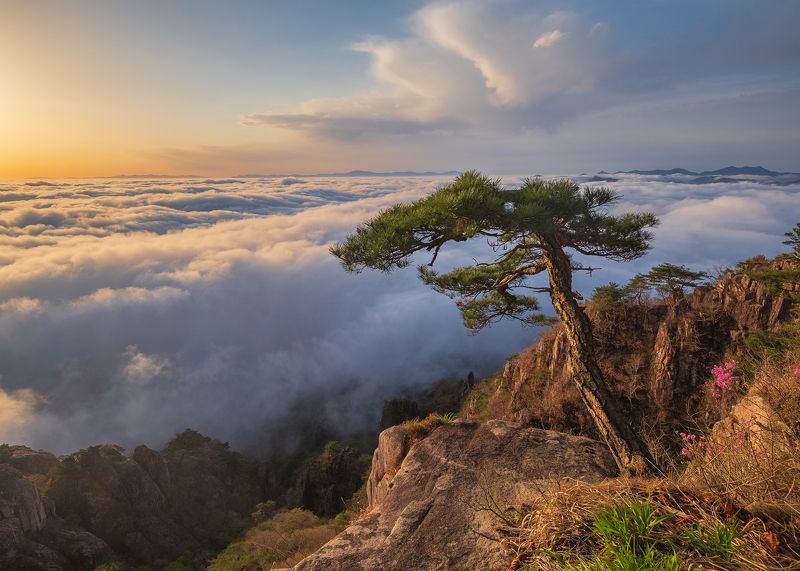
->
[0,173,795,454]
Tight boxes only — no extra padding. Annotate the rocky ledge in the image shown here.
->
[294,419,616,571]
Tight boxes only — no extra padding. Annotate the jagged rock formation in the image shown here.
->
[286,442,366,517]
[294,420,616,570]
[0,463,49,543]
[0,448,114,570]
[160,430,263,547]
[366,425,408,508]
[494,261,797,431]
[0,430,264,569]
[47,444,190,564]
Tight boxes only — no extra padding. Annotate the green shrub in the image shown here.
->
[250,500,277,524]
[567,545,679,571]
[744,326,797,360]
[683,520,739,561]
[591,499,673,554]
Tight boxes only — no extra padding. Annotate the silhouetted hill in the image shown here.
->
[699,165,783,176]
[621,168,697,175]
[237,170,461,178]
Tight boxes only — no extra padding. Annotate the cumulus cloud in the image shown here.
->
[244,1,610,138]
[232,0,799,176]
[0,173,794,455]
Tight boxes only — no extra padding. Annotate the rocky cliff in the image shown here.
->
[294,420,617,570]
[290,257,799,570]
[481,259,798,437]
[0,430,263,569]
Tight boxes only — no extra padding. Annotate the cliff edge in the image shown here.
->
[294,419,616,570]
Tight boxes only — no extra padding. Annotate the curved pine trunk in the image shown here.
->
[541,237,660,476]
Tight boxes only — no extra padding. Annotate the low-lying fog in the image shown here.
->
[0,173,795,454]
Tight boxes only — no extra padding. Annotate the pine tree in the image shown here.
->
[331,171,661,474]
[635,263,708,297]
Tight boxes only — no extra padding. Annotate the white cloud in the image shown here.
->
[533,29,565,49]
[0,173,794,455]
[224,0,800,176]
[244,2,608,136]
[122,346,169,385]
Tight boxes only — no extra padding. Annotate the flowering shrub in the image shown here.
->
[710,361,738,390]
[679,432,705,458]
[679,422,752,461]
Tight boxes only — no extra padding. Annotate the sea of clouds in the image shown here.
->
[0,174,796,454]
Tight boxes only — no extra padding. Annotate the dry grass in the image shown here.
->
[398,412,453,445]
[207,508,344,570]
[505,339,800,570]
[504,479,800,570]
[683,348,800,515]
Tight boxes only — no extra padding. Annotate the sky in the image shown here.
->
[2,0,799,178]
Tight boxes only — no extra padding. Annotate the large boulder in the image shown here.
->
[295,420,616,571]
[366,425,408,508]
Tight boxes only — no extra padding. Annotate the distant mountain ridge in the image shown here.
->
[237,170,461,178]
[605,165,800,186]
[617,165,799,177]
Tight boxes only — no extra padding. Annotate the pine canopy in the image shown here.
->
[331,171,659,331]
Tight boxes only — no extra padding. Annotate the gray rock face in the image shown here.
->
[366,425,408,509]
[0,463,48,547]
[0,462,114,570]
[133,444,171,495]
[295,420,616,571]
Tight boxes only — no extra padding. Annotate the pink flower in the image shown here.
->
[711,361,738,390]
[793,367,800,377]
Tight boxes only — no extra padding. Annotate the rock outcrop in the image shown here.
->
[286,442,366,517]
[161,429,263,547]
[0,463,49,545]
[0,431,265,569]
[295,420,616,571]
[0,458,114,570]
[495,261,797,429]
[366,425,408,509]
[47,444,189,564]
[1,445,58,478]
